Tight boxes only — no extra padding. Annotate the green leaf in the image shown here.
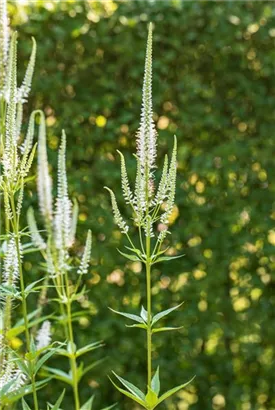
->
[35,345,61,375]
[112,371,145,400]
[145,386,158,409]
[157,376,196,405]
[7,311,53,339]
[76,341,103,358]
[151,302,184,326]
[109,377,146,407]
[151,367,160,396]
[152,326,183,334]
[125,323,147,330]
[117,248,141,261]
[67,341,76,355]
[140,306,148,322]
[43,366,73,385]
[80,395,95,410]
[24,278,45,296]
[22,399,32,410]
[100,404,117,410]
[124,246,144,257]
[109,308,144,323]
[3,378,52,405]
[81,358,106,379]
[152,254,185,264]
[49,389,65,410]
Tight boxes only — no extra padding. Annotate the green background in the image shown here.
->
[10,1,275,409]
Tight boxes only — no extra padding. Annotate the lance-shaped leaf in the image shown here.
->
[3,378,52,405]
[80,358,105,379]
[151,367,160,396]
[126,323,147,330]
[140,306,148,322]
[22,399,32,410]
[152,253,184,265]
[75,341,103,358]
[100,404,117,410]
[109,307,144,323]
[47,389,65,410]
[112,372,145,401]
[109,377,146,408]
[80,395,95,410]
[157,376,196,406]
[151,302,184,326]
[117,248,141,262]
[43,366,73,386]
[152,326,183,334]
[34,345,61,375]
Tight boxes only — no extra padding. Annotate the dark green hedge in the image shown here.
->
[11,1,275,409]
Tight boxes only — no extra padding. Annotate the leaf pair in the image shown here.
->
[22,389,65,410]
[110,302,184,333]
[110,369,195,409]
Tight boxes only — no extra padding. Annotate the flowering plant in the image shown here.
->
[106,23,194,409]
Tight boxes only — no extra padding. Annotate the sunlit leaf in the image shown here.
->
[157,376,196,405]
[109,378,145,407]
[112,371,145,400]
[109,308,144,323]
[152,302,184,326]
[151,367,160,396]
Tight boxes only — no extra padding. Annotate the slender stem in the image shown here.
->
[65,272,80,410]
[10,194,31,349]
[10,192,39,410]
[31,375,39,410]
[146,234,152,387]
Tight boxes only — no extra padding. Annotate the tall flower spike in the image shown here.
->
[0,0,9,92]
[68,198,79,247]
[37,110,53,225]
[3,32,18,180]
[134,156,146,222]
[3,237,20,286]
[105,187,129,234]
[0,352,27,395]
[17,37,36,103]
[27,207,46,250]
[117,150,134,206]
[54,130,72,249]
[136,22,157,180]
[153,154,169,206]
[77,230,92,275]
[160,136,177,225]
[36,320,51,350]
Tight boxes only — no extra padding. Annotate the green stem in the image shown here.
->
[10,193,39,410]
[65,273,80,410]
[146,234,152,387]
[31,375,39,410]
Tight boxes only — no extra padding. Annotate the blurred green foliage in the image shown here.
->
[9,1,275,409]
